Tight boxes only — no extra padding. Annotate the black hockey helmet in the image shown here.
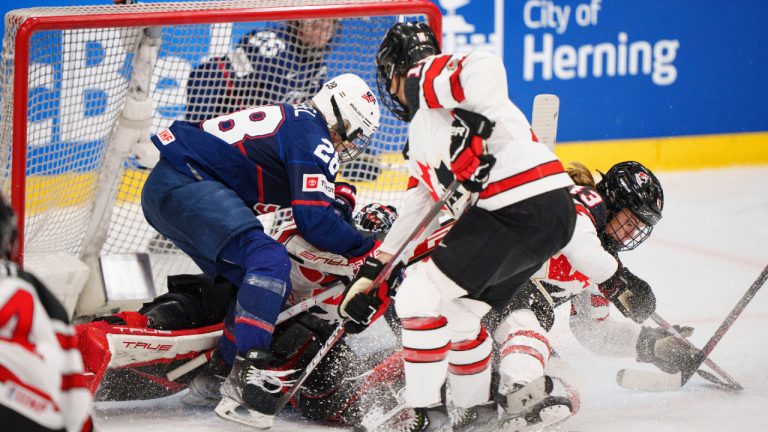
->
[597,161,664,251]
[376,21,440,121]
[0,192,18,260]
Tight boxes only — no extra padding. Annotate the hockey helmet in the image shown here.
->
[597,161,664,251]
[0,192,18,260]
[376,21,440,121]
[312,74,380,162]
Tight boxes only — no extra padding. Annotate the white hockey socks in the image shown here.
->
[401,316,450,408]
[447,325,493,408]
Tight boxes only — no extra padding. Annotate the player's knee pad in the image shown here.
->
[395,260,468,318]
[443,297,491,342]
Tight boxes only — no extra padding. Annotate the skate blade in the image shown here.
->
[215,396,274,429]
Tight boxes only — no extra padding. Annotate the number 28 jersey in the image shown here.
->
[150,103,373,257]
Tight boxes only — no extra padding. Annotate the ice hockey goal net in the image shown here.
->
[0,0,441,316]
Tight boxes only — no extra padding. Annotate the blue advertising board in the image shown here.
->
[2,0,768,146]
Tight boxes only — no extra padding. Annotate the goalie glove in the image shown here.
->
[338,257,392,333]
[449,108,496,192]
[354,203,398,234]
[636,325,701,374]
[598,266,656,324]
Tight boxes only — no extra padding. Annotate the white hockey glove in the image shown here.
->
[449,108,496,192]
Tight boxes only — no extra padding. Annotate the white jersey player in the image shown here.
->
[338,22,577,431]
[487,161,698,431]
[0,195,92,432]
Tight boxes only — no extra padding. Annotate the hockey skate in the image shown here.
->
[215,349,298,429]
[497,375,578,432]
[452,402,498,432]
[400,405,453,432]
[181,352,230,407]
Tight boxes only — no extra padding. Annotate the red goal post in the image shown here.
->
[0,0,441,317]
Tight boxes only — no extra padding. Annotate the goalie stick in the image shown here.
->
[617,263,768,392]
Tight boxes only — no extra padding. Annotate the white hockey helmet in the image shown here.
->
[312,73,380,162]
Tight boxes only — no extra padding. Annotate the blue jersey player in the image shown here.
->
[141,73,380,428]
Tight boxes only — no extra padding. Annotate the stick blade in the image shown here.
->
[616,368,683,392]
[531,94,560,150]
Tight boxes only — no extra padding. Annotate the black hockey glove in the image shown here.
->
[449,108,496,192]
[598,266,656,324]
[354,203,398,234]
[636,325,701,374]
[338,257,392,334]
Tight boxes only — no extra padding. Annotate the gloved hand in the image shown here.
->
[598,266,656,324]
[332,182,357,223]
[636,325,701,374]
[338,256,391,333]
[354,203,398,233]
[449,108,496,192]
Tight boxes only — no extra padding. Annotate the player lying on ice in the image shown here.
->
[138,72,382,428]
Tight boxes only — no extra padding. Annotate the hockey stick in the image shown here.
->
[531,94,559,151]
[617,263,768,391]
[650,312,742,390]
[273,180,461,415]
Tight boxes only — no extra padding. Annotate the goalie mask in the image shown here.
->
[312,74,380,162]
[597,161,664,251]
[376,21,440,121]
[0,192,17,261]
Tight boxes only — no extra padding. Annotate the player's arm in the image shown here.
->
[286,137,374,258]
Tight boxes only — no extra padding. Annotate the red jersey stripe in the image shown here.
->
[448,56,466,103]
[401,316,448,331]
[56,332,79,350]
[423,56,451,109]
[257,164,264,203]
[291,200,330,207]
[479,160,566,199]
[61,373,89,390]
[574,203,596,226]
[407,176,419,190]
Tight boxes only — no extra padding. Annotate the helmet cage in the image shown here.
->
[597,161,663,252]
[330,95,371,163]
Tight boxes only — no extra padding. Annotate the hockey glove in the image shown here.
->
[332,182,357,224]
[338,256,392,333]
[598,266,656,324]
[636,325,701,374]
[354,203,399,234]
[449,108,496,192]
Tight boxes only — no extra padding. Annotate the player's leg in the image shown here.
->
[394,259,469,430]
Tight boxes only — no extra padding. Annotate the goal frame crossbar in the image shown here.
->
[8,0,442,265]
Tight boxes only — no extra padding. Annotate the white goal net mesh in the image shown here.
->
[0,0,437,301]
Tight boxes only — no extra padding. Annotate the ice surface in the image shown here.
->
[94,167,768,431]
